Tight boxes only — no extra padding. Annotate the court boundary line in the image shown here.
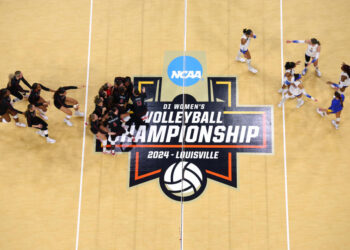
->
[180,0,188,250]
[75,0,93,249]
[279,0,291,249]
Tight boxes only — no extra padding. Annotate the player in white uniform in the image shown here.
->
[236,28,258,74]
[286,38,321,77]
[278,61,317,108]
[326,63,350,94]
[278,61,302,94]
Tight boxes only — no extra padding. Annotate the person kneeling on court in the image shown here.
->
[25,104,56,143]
[53,85,85,126]
[0,88,26,127]
[316,91,344,130]
[29,83,55,120]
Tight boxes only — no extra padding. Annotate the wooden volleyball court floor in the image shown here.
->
[0,0,350,249]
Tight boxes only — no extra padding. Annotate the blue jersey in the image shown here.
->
[328,94,345,113]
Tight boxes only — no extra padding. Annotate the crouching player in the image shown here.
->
[316,91,344,130]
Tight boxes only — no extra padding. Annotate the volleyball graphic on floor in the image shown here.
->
[160,161,207,201]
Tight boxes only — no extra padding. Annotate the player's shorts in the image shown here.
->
[327,108,342,114]
[240,49,248,54]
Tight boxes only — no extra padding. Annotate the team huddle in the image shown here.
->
[90,77,148,155]
[236,28,348,129]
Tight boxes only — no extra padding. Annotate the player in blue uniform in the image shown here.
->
[316,91,344,129]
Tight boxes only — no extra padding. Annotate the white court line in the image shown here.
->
[279,0,291,249]
[75,0,93,249]
[180,0,188,250]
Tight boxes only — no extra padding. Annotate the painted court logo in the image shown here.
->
[167,56,203,87]
[95,52,273,202]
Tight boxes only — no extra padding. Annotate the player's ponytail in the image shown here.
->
[56,87,65,94]
[243,28,252,35]
[335,91,343,108]
[94,95,100,105]
[285,62,296,70]
[341,63,350,77]
[24,104,33,118]
[311,38,320,45]
[32,83,39,90]
[7,73,14,88]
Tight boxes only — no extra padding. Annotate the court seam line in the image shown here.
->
[75,0,93,249]
[180,0,188,250]
[279,0,291,249]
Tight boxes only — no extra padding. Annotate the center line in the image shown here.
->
[279,0,291,249]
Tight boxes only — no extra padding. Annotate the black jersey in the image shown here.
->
[53,86,78,109]
[124,83,133,99]
[90,120,101,134]
[0,98,22,115]
[25,110,48,130]
[93,105,104,118]
[132,93,147,115]
[29,84,50,106]
[25,110,36,127]
[106,112,125,135]
[7,76,31,91]
[116,94,128,106]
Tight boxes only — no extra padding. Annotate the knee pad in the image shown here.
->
[336,118,341,122]
[12,114,18,119]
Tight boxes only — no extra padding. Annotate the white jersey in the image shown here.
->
[306,44,318,57]
[283,69,295,85]
[339,71,350,88]
[289,80,303,96]
[240,34,251,52]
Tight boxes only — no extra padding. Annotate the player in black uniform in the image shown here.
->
[93,96,107,120]
[124,76,134,100]
[7,71,31,103]
[106,107,134,155]
[28,83,55,120]
[113,86,131,123]
[98,83,113,109]
[24,104,55,143]
[90,113,114,154]
[0,88,26,127]
[53,85,85,126]
[130,87,147,130]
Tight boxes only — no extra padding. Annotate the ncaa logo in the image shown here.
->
[167,56,203,87]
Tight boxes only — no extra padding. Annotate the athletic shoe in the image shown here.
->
[36,130,45,137]
[331,120,339,129]
[74,111,84,117]
[46,137,56,144]
[236,57,246,62]
[64,118,73,126]
[302,68,308,76]
[39,113,48,120]
[296,99,304,108]
[316,69,321,77]
[249,67,258,74]
[316,108,325,117]
[15,122,26,128]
